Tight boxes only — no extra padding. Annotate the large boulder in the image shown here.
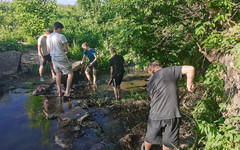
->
[21,50,39,72]
[0,51,22,75]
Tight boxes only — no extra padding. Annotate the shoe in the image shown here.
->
[40,78,44,82]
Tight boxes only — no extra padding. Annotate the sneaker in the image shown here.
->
[40,78,44,82]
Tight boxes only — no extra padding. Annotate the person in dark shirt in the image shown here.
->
[80,42,98,90]
[109,48,125,100]
[143,61,195,150]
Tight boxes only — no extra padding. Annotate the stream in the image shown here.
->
[0,79,126,150]
[0,69,150,150]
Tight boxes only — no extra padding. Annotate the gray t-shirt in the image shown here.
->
[47,33,68,61]
[38,35,49,56]
[146,66,183,120]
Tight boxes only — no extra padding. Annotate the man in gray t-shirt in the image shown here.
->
[38,28,55,81]
[47,22,73,97]
[143,61,195,150]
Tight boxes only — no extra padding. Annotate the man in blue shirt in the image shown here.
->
[80,42,98,90]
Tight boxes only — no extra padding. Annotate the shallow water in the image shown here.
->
[0,69,150,150]
[0,87,124,150]
[0,89,57,150]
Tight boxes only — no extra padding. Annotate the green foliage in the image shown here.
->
[11,0,56,43]
[0,39,23,52]
[126,89,148,100]
[192,63,240,149]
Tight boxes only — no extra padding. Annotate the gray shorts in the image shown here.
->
[39,54,52,66]
[52,58,72,75]
[145,117,180,148]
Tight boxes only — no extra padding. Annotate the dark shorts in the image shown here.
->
[112,73,124,87]
[88,61,97,69]
[39,54,52,66]
[145,117,180,148]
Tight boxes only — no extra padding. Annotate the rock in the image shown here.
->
[119,134,132,149]
[74,130,85,138]
[90,143,105,150]
[59,106,90,122]
[55,119,73,149]
[0,51,22,75]
[101,119,126,142]
[32,79,56,95]
[20,50,39,72]
[72,61,84,72]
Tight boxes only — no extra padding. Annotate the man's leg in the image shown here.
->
[39,65,44,79]
[162,144,171,150]
[85,67,92,84]
[144,141,152,150]
[64,72,74,97]
[93,68,97,85]
[56,72,62,96]
[113,87,118,100]
[49,62,56,78]
[38,55,45,80]
[117,86,121,100]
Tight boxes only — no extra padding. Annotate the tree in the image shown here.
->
[12,0,56,43]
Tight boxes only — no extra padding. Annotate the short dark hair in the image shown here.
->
[46,28,52,34]
[54,22,64,30]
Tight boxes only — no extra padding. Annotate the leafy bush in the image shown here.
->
[192,63,240,149]
[0,39,23,52]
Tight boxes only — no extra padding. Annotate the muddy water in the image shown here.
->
[0,69,150,150]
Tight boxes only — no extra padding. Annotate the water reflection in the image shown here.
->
[25,95,52,146]
[0,88,125,150]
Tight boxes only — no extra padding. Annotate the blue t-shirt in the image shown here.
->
[84,48,96,63]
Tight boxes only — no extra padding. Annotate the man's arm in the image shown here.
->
[63,42,68,54]
[46,38,50,53]
[181,65,195,92]
[110,66,113,79]
[81,55,86,64]
[38,45,44,62]
[89,55,97,66]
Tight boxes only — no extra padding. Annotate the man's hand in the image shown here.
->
[89,62,93,67]
[187,83,195,92]
[182,65,195,92]
[41,56,45,63]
